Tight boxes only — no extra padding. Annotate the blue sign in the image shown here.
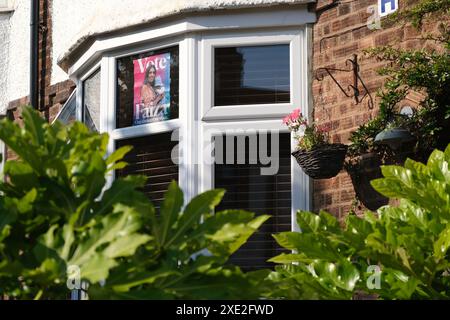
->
[379,0,398,17]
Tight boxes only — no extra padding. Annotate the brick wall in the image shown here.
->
[311,0,444,218]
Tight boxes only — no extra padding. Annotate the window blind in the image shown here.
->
[214,133,291,271]
[115,132,179,209]
[214,45,290,106]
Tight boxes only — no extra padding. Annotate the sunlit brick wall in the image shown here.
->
[311,0,445,218]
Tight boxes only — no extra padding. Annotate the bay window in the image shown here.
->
[67,7,314,270]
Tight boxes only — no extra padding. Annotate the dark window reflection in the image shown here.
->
[214,45,290,106]
[116,46,179,129]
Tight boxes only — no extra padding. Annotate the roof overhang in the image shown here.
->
[57,1,317,78]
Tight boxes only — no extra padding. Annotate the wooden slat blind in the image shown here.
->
[214,133,291,271]
[116,132,178,209]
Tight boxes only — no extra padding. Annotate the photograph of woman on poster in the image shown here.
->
[140,64,165,119]
[133,52,171,125]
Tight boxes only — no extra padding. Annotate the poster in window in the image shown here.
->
[133,53,171,126]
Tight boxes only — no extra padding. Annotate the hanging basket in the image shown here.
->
[345,152,389,211]
[292,144,348,179]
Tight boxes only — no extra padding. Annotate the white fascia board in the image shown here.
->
[65,7,316,80]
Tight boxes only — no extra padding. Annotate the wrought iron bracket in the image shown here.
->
[315,54,374,110]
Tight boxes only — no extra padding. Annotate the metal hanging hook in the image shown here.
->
[315,54,374,110]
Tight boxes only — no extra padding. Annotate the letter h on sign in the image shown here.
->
[378,0,398,17]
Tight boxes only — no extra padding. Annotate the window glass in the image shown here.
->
[214,44,290,106]
[83,69,101,131]
[116,46,179,129]
[214,132,291,271]
[55,90,76,125]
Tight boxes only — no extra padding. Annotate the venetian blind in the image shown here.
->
[214,44,290,106]
[116,132,179,209]
[214,133,291,271]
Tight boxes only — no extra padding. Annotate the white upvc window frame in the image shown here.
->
[197,27,311,231]
[200,28,303,122]
[100,36,187,194]
[105,36,183,139]
[199,119,310,232]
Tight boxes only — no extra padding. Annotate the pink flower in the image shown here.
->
[290,109,301,121]
[282,115,290,124]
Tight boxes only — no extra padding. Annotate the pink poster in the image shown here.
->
[133,53,171,125]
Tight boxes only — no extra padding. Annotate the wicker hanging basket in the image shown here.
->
[292,144,348,179]
[345,152,389,211]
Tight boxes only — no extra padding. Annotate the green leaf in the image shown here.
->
[16,188,38,213]
[104,234,151,258]
[69,205,142,266]
[91,175,147,219]
[159,181,184,247]
[273,232,340,261]
[206,213,270,255]
[269,253,306,264]
[0,210,17,233]
[106,145,133,166]
[111,269,180,292]
[21,107,46,147]
[433,225,450,260]
[60,223,75,260]
[2,161,39,189]
[164,189,225,249]
[107,161,128,171]
[81,255,117,283]
[296,211,321,233]
[310,260,360,292]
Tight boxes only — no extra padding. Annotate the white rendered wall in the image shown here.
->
[1,0,29,109]
[0,12,11,114]
[51,0,97,85]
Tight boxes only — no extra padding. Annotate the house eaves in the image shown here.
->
[57,0,316,72]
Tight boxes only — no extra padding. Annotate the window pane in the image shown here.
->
[55,90,76,125]
[214,132,291,271]
[116,46,179,129]
[83,69,101,131]
[214,44,290,106]
[115,132,179,210]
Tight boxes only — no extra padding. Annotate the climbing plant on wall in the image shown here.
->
[348,0,450,162]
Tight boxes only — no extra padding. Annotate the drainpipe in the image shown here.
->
[30,0,39,109]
